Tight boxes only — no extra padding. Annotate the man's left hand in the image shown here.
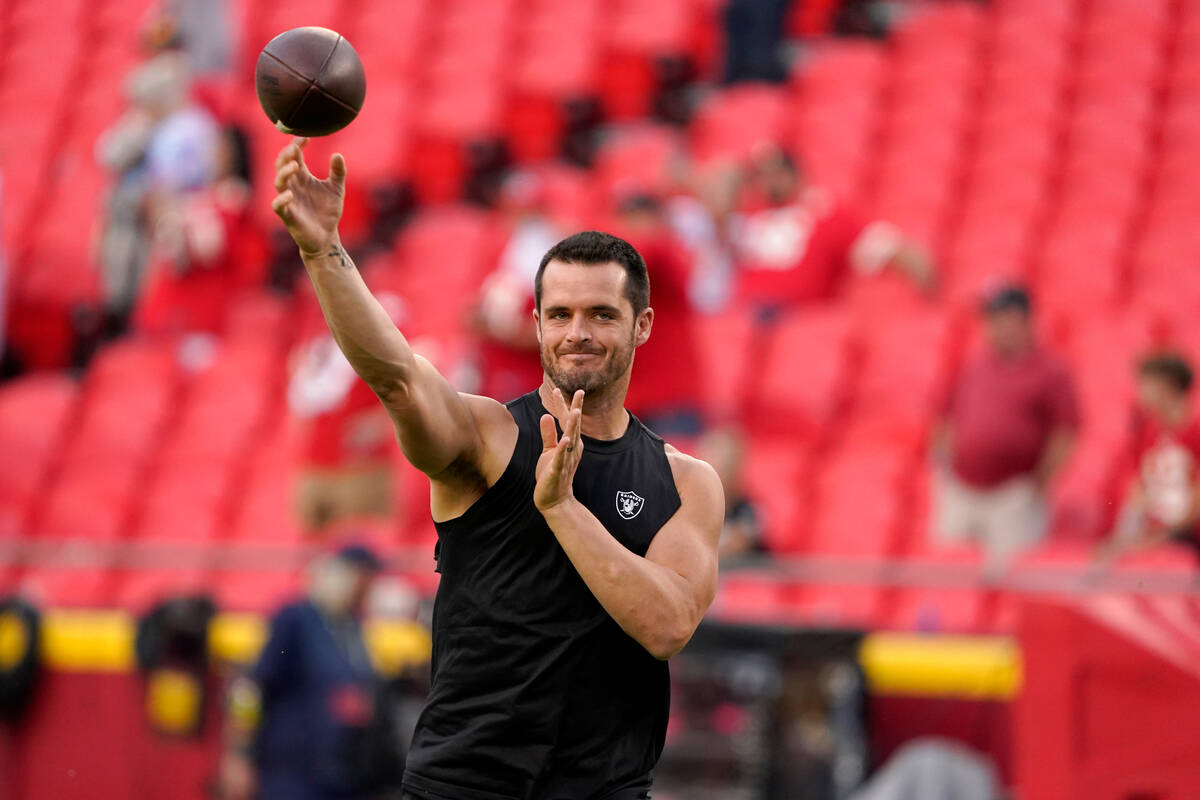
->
[535,389,584,512]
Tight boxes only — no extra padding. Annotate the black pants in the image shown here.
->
[401,774,653,800]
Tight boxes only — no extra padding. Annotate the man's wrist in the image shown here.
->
[299,235,345,265]
[538,495,582,524]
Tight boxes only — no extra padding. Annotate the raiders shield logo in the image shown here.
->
[615,491,645,520]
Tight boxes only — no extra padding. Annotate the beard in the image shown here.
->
[540,333,636,397]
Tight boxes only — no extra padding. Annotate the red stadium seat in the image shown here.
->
[783,583,885,630]
[17,565,114,609]
[111,567,212,613]
[37,470,133,543]
[884,586,986,633]
[691,85,791,164]
[854,308,952,430]
[709,574,791,623]
[211,569,304,614]
[746,308,853,438]
[740,438,810,554]
[692,309,755,422]
[0,375,78,528]
[592,123,683,199]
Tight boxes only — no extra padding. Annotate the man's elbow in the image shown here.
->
[644,620,698,661]
[364,358,419,405]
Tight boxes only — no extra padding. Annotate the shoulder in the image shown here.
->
[664,445,725,521]
[271,600,313,629]
[454,391,521,474]
[459,391,518,430]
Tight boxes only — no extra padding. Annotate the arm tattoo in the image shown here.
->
[325,244,352,269]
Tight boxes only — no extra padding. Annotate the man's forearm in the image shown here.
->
[541,498,697,659]
[301,241,417,400]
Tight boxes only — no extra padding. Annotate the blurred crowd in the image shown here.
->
[1,0,1195,576]
[2,1,1196,799]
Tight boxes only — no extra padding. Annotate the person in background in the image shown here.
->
[665,161,741,312]
[289,312,400,535]
[135,125,263,338]
[95,50,219,338]
[731,146,934,316]
[219,545,401,800]
[932,285,1079,571]
[148,0,234,79]
[1102,353,1200,559]
[612,192,706,436]
[472,171,562,402]
[699,428,767,562]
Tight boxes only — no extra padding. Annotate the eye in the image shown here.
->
[551,311,569,320]
[595,311,613,320]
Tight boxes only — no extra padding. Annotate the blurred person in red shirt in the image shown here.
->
[288,300,403,534]
[1103,353,1200,558]
[135,125,265,338]
[731,146,934,314]
[932,286,1079,570]
[613,192,705,436]
[698,428,767,563]
[472,171,563,402]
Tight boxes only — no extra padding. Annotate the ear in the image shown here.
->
[532,309,542,344]
[634,307,654,347]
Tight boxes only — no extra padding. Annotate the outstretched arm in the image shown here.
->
[535,391,723,659]
[272,138,480,476]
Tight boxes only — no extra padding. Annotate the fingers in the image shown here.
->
[274,138,311,175]
[274,160,300,192]
[539,413,558,452]
[329,153,347,191]
[272,190,294,222]
[567,389,584,444]
[293,137,309,174]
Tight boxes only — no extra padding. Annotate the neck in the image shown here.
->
[539,375,631,440]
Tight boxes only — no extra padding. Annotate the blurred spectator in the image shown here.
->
[666,162,740,311]
[731,147,934,315]
[473,171,562,402]
[613,192,705,435]
[699,428,767,561]
[96,51,220,338]
[289,323,399,535]
[145,0,234,78]
[135,125,263,338]
[849,738,1002,800]
[932,286,1078,570]
[219,545,403,800]
[1103,353,1200,558]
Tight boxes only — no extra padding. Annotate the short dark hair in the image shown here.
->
[535,231,650,316]
[1139,352,1194,394]
[983,284,1032,316]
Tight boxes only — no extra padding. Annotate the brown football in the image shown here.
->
[254,26,366,137]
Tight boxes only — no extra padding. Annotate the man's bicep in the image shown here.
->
[383,355,483,476]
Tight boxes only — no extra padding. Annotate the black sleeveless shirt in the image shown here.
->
[402,391,682,800]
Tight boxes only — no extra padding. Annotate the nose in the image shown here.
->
[564,312,592,345]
